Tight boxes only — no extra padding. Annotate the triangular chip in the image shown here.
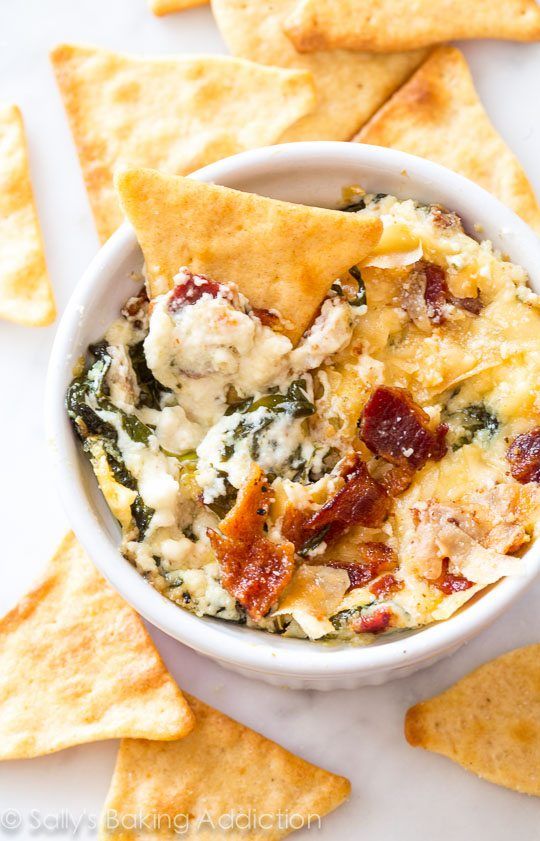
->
[149,0,207,14]
[116,168,382,343]
[100,694,350,840]
[50,44,316,242]
[284,0,540,52]
[0,103,55,326]
[211,0,426,142]
[355,47,540,232]
[405,645,540,796]
[0,532,194,759]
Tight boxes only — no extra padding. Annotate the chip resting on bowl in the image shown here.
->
[405,645,540,795]
[0,533,194,759]
[284,0,540,53]
[211,0,427,142]
[0,103,55,326]
[149,0,207,14]
[355,47,540,232]
[100,694,351,840]
[50,44,316,242]
[115,168,383,343]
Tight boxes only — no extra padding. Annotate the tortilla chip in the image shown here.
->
[355,47,540,232]
[100,694,350,840]
[211,0,426,142]
[116,168,382,343]
[284,0,540,52]
[50,44,316,242]
[405,645,540,796]
[149,0,207,14]
[0,103,55,326]
[0,533,194,759]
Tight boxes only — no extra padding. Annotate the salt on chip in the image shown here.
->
[355,47,540,232]
[405,645,540,796]
[0,533,194,759]
[149,0,207,14]
[100,694,351,840]
[284,0,540,53]
[116,168,382,344]
[50,44,317,242]
[0,103,55,326]
[211,0,427,142]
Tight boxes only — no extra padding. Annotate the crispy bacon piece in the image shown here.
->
[281,504,308,549]
[377,464,414,496]
[168,270,222,313]
[252,307,283,331]
[432,559,473,595]
[430,205,464,232]
[421,261,482,323]
[302,455,390,546]
[407,261,482,327]
[369,573,403,600]
[328,542,398,591]
[352,607,391,634]
[208,465,294,621]
[507,428,540,484]
[281,458,390,557]
[359,386,447,471]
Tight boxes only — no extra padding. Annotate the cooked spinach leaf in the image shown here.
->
[349,265,367,307]
[129,340,170,410]
[207,476,238,519]
[298,525,330,558]
[444,402,500,450]
[131,494,155,539]
[227,379,315,421]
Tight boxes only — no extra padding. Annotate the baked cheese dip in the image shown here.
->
[67,191,540,643]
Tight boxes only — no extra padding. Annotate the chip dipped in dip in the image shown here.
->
[66,191,540,643]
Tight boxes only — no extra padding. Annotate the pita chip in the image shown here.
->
[149,0,207,14]
[50,44,316,242]
[284,0,540,53]
[0,103,55,326]
[356,47,540,232]
[100,694,350,840]
[405,645,540,796]
[0,532,194,760]
[116,168,382,343]
[211,0,426,142]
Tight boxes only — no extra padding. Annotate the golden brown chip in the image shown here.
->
[0,533,194,759]
[149,0,207,14]
[211,0,427,141]
[100,694,350,840]
[0,103,55,326]
[405,645,540,795]
[50,44,316,242]
[355,47,540,232]
[116,168,382,343]
[284,0,540,52]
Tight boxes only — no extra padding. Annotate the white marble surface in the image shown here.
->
[1,1,540,838]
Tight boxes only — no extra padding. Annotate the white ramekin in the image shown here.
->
[46,142,540,690]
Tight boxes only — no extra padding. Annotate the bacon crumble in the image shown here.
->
[506,428,540,484]
[295,455,390,552]
[208,465,294,621]
[369,573,403,600]
[168,271,222,313]
[419,261,482,324]
[352,607,392,634]
[359,386,448,472]
[431,559,473,595]
[328,542,398,591]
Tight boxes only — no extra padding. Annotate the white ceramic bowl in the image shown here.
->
[46,142,540,690]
